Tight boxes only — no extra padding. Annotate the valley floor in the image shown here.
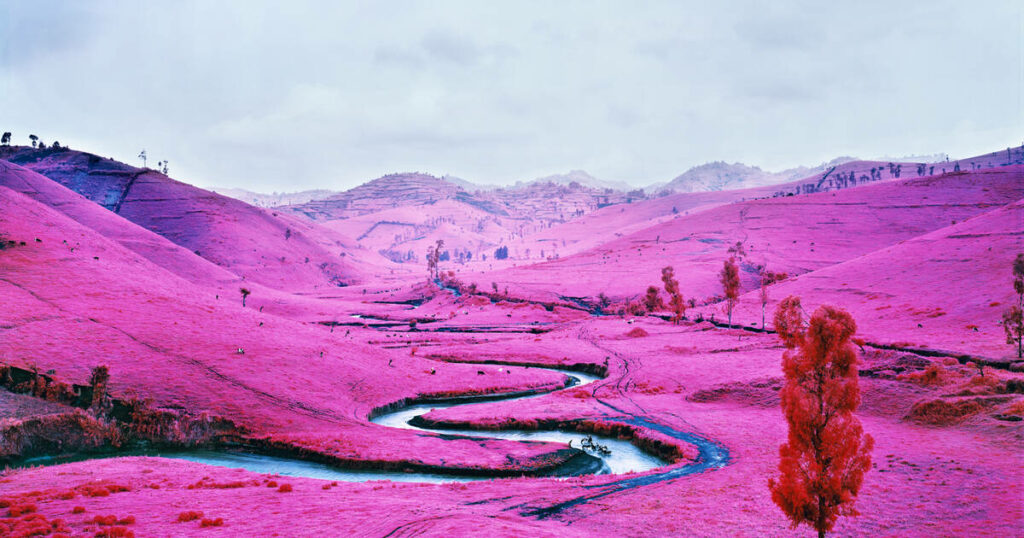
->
[3,310,1022,537]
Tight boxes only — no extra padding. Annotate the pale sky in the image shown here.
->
[1,1,1021,191]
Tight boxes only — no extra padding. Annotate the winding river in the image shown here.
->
[370,368,665,476]
[20,367,669,484]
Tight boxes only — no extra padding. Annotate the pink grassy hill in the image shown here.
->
[0,147,381,292]
[0,182,588,474]
[1,145,1022,537]
[474,165,1024,307]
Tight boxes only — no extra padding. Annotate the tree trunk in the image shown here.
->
[817,496,827,538]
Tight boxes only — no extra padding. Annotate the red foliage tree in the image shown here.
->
[660,266,686,323]
[719,257,740,326]
[769,297,874,537]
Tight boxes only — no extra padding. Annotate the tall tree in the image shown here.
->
[88,365,110,410]
[426,245,436,281]
[1,132,10,145]
[769,297,874,538]
[1002,253,1024,358]
[661,266,685,323]
[1003,307,1023,359]
[426,239,444,281]
[29,134,38,148]
[760,269,771,329]
[720,257,741,326]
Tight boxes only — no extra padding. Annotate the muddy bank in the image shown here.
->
[0,364,240,465]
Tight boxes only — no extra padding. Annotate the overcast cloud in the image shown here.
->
[1,1,1021,190]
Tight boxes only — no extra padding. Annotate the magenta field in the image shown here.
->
[2,4,1023,536]
[1,142,1022,537]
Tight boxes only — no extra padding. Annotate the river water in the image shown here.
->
[18,367,667,483]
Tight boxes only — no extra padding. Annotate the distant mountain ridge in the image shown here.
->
[654,157,858,194]
[209,187,336,208]
[211,148,1017,211]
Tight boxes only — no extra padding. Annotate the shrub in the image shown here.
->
[277,484,293,493]
[907,398,985,425]
[200,517,224,527]
[9,503,37,517]
[1006,399,1024,416]
[642,286,663,313]
[177,511,203,523]
[73,506,86,514]
[91,515,117,526]
[899,364,948,386]
[94,527,134,537]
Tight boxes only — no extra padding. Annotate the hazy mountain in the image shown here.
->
[210,187,337,208]
[519,170,636,192]
[654,157,859,195]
